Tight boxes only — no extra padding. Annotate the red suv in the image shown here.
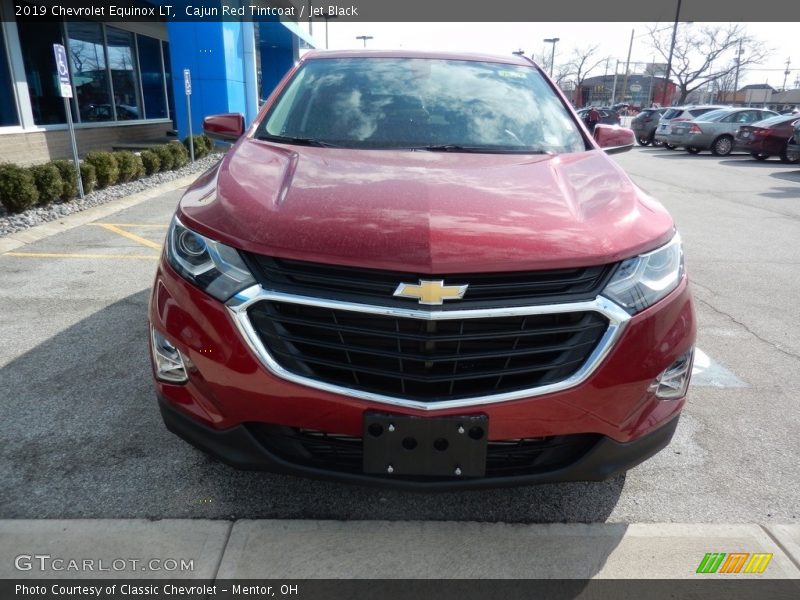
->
[149,51,695,489]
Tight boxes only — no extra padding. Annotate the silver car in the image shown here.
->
[653,105,728,149]
[668,108,778,155]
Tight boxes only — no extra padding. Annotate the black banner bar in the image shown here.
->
[3,579,800,600]
[5,0,800,23]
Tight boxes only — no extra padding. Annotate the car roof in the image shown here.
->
[301,49,539,68]
[666,105,726,111]
[752,114,800,127]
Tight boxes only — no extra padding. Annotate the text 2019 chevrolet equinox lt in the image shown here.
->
[149,50,695,489]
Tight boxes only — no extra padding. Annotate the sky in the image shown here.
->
[314,22,799,89]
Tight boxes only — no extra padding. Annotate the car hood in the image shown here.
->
[179,139,674,273]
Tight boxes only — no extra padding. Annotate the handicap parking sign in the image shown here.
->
[53,44,73,98]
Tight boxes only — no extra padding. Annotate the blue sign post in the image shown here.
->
[53,44,84,198]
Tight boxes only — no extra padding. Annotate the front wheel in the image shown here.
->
[636,135,651,146]
[686,147,701,154]
[750,151,770,161]
[664,143,676,150]
[711,136,733,156]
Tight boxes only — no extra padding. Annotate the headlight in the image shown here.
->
[602,232,684,314]
[166,216,256,301]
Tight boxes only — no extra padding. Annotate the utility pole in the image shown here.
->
[660,0,682,106]
[611,60,620,105]
[356,35,373,48]
[783,58,792,91]
[733,40,744,104]
[603,58,612,105]
[621,28,634,106]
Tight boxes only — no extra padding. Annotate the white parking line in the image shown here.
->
[691,348,748,388]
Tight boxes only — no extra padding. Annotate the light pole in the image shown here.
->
[543,37,560,78]
[356,35,373,48]
[660,0,682,106]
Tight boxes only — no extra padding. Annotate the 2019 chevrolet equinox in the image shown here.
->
[149,50,696,489]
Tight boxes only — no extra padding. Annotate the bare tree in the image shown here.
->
[648,23,770,104]
[565,45,610,107]
[711,65,738,103]
[534,50,571,87]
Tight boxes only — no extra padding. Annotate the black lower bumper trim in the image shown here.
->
[158,396,680,490]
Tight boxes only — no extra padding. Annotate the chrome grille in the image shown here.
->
[247,301,609,403]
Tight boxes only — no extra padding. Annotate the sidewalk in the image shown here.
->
[2,520,799,579]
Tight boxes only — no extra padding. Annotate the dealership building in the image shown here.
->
[0,0,315,165]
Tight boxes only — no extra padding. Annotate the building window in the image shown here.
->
[136,34,167,119]
[0,25,20,126]
[16,15,69,124]
[106,27,142,121]
[16,11,169,126]
[66,20,112,123]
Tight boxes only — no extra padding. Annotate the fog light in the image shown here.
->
[650,348,694,400]
[150,326,188,383]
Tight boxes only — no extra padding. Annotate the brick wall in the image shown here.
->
[0,122,173,166]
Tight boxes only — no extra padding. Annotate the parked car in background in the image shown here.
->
[668,107,778,155]
[150,50,695,489]
[631,107,667,146]
[654,105,727,149]
[735,114,800,163]
[576,107,620,126]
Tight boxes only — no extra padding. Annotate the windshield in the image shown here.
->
[662,109,682,120]
[256,57,586,154]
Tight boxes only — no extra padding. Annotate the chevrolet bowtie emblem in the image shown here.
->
[393,280,468,305]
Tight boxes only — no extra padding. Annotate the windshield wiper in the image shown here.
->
[414,144,550,154]
[255,134,339,148]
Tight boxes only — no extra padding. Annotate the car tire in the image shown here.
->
[750,151,770,161]
[664,143,676,150]
[779,140,800,164]
[711,136,734,156]
[636,135,651,146]
[686,147,701,154]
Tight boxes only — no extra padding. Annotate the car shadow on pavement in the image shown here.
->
[0,290,626,526]
[759,187,800,199]
[719,158,800,170]
[769,170,800,183]
[650,151,751,160]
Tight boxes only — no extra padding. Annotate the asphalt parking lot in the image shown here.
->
[1,147,798,524]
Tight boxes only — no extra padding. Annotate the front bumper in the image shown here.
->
[150,258,695,486]
[158,395,681,490]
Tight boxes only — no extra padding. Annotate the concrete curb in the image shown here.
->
[0,174,197,254]
[1,520,799,580]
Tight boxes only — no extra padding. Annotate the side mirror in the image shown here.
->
[203,113,245,142]
[594,124,635,155]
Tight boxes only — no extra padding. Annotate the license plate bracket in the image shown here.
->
[363,413,488,477]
